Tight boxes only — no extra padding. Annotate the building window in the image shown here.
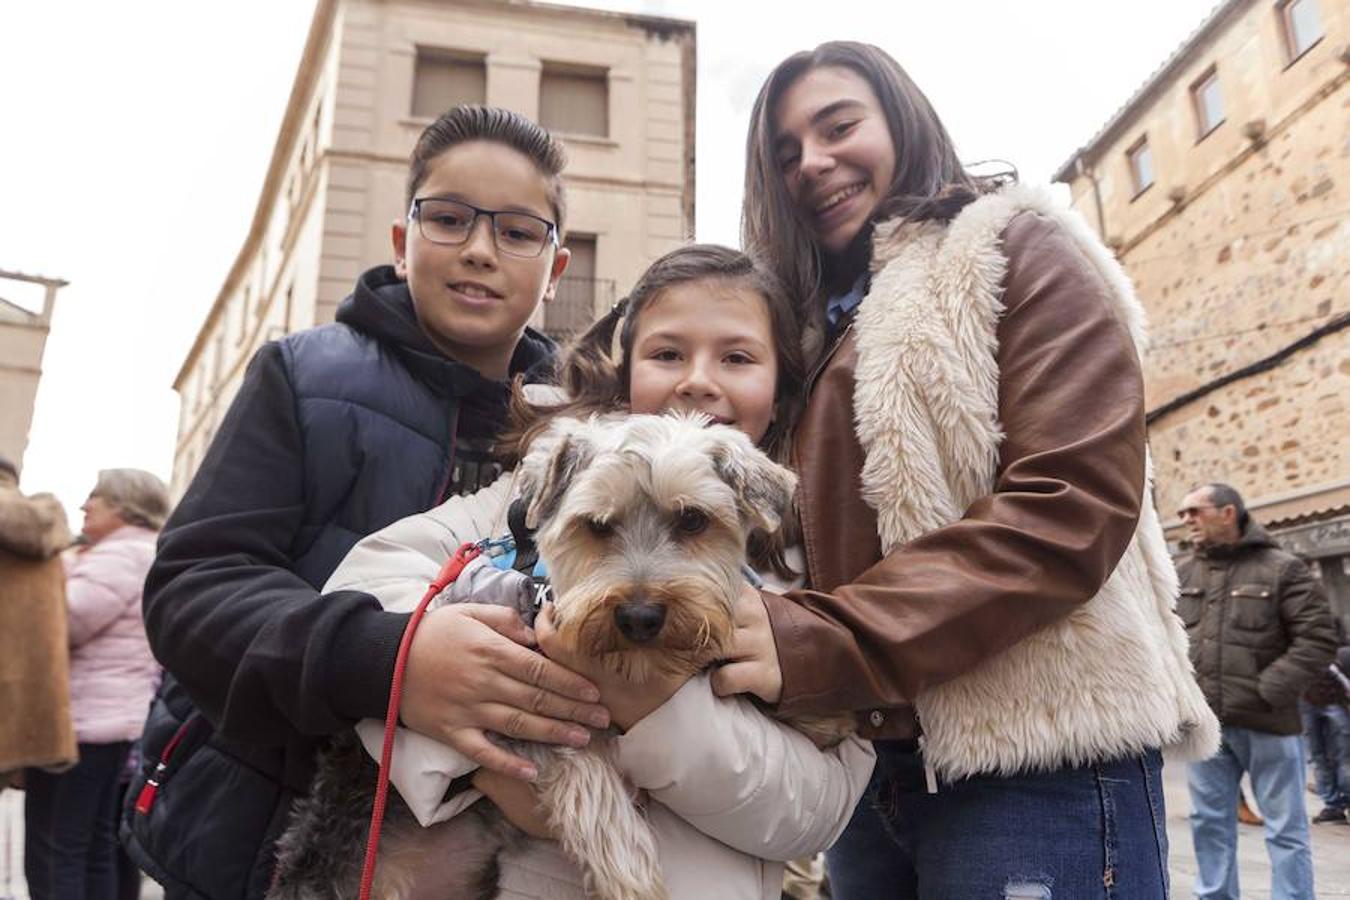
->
[546,235,600,340]
[1278,0,1322,62]
[1127,137,1154,197]
[1190,68,1224,139]
[539,64,608,138]
[412,50,486,119]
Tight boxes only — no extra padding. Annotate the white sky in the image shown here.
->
[2,0,1220,521]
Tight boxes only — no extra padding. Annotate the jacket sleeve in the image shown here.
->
[326,478,516,826]
[615,674,876,861]
[1258,557,1337,708]
[766,213,1148,713]
[66,546,141,647]
[0,491,71,559]
[143,342,409,744]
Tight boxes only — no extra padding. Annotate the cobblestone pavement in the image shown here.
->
[4,768,1349,898]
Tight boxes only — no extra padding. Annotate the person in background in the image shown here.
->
[0,456,77,781]
[1301,616,1349,825]
[1177,481,1336,900]
[23,468,168,900]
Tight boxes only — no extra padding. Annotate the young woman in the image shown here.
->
[714,41,1220,899]
[124,106,611,898]
[323,245,875,899]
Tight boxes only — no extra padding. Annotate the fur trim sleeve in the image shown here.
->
[0,489,72,559]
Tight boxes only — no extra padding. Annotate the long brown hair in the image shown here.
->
[505,244,806,578]
[742,41,1011,357]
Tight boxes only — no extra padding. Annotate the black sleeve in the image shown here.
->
[143,342,409,744]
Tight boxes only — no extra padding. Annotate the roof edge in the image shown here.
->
[1052,0,1252,183]
[173,0,338,390]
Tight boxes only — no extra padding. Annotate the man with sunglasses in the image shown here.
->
[1176,482,1336,900]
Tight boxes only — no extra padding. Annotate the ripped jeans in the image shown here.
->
[826,742,1169,899]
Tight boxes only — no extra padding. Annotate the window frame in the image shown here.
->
[1189,66,1225,141]
[410,47,487,120]
[1126,136,1155,199]
[1276,0,1323,66]
[538,62,610,139]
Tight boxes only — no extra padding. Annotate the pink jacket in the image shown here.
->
[65,525,160,743]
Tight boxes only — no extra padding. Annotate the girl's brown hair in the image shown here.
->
[407,104,568,236]
[742,41,1012,358]
[506,244,805,578]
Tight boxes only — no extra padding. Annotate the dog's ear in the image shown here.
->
[709,434,798,535]
[518,419,595,529]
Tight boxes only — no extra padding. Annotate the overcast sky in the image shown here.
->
[2,0,1219,521]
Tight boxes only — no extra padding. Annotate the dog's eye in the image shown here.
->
[674,508,709,536]
[585,518,614,537]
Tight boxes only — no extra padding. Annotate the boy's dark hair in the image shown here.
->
[505,244,806,578]
[1204,482,1250,531]
[0,456,17,482]
[407,105,569,236]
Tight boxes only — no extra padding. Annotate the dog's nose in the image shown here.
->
[614,601,667,643]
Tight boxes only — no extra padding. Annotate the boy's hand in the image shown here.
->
[710,585,783,704]
[401,603,610,781]
[535,604,689,731]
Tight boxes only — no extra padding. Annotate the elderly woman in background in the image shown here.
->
[24,468,169,900]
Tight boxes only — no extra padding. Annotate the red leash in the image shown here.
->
[358,541,483,900]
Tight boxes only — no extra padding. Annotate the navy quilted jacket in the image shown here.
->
[122,265,555,898]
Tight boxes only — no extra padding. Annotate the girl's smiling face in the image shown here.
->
[393,139,569,378]
[773,65,897,256]
[627,279,778,445]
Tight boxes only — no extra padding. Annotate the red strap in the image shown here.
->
[134,718,194,816]
[358,541,481,900]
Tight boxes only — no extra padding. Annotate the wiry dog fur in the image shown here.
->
[269,413,822,900]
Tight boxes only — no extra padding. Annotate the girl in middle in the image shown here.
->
[324,243,875,900]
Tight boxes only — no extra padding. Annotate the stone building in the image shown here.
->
[171,0,695,495]
[0,269,66,477]
[1054,0,1349,620]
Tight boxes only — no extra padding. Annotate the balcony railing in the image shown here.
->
[543,276,617,345]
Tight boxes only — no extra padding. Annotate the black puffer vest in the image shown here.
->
[122,267,554,898]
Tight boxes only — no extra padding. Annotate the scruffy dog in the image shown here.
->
[269,413,844,900]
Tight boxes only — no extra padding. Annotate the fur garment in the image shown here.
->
[853,184,1220,780]
[0,485,77,773]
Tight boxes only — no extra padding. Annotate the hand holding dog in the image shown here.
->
[536,604,690,731]
[711,585,784,704]
[401,603,611,781]
[472,767,556,839]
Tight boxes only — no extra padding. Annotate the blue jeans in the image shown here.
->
[827,741,1169,899]
[24,741,132,900]
[1301,700,1350,812]
[1187,726,1315,899]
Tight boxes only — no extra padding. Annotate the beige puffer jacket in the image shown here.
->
[327,474,875,900]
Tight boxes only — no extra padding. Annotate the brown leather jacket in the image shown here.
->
[763,212,1148,740]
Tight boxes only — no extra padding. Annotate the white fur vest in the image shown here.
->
[852,184,1220,779]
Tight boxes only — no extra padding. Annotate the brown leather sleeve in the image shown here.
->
[767,212,1147,717]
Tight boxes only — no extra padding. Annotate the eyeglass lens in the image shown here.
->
[415,199,552,258]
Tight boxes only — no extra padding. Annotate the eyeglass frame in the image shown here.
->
[406,196,559,259]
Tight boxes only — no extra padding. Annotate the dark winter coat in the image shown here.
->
[121,265,555,899]
[1176,521,1336,735]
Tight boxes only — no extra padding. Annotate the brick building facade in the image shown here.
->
[1055,0,1349,622]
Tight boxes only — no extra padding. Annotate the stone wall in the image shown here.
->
[1058,0,1348,517]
